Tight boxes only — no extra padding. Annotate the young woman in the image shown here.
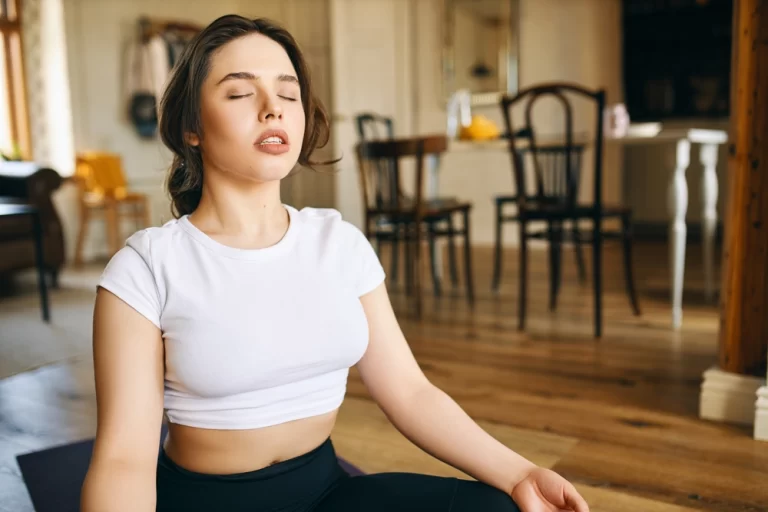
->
[80,14,589,512]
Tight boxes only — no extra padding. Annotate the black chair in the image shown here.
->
[355,112,395,142]
[355,135,474,317]
[498,82,641,337]
[354,113,461,296]
[493,132,589,292]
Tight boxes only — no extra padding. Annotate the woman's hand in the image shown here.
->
[511,467,589,512]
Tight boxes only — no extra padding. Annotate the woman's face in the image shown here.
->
[192,33,305,183]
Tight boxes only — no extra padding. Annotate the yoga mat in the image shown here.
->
[16,427,363,512]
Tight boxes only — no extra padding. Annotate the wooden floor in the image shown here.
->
[1,242,766,512]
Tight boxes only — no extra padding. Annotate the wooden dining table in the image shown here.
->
[426,124,728,330]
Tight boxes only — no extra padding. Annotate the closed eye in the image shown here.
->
[227,94,296,101]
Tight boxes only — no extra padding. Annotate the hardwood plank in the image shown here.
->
[574,485,704,512]
[348,374,766,474]
[333,396,578,477]
[552,440,768,512]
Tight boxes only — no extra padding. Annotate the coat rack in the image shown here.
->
[137,15,202,43]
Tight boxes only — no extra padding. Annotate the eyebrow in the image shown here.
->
[216,72,299,85]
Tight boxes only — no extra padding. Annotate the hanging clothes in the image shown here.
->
[162,29,193,69]
[124,34,170,139]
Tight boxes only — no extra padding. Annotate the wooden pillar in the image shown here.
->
[718,0,768,379]
[701,0,768,431]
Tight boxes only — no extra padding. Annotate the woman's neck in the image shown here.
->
[189,175,288,244]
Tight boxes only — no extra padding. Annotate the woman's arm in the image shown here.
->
[355,283,536,495]
[80,288,165,512]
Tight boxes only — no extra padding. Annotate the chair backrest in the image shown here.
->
[500,82,605,211]
[355,113,395,141]
[355,113,398,210]
[74,152,129,200]
[517,141,587,204]
[355,135,447,219]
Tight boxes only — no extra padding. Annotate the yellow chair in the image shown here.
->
[73,152,151,265]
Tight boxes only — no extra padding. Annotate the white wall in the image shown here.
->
[329,0,414,229]
[61,0,333,262]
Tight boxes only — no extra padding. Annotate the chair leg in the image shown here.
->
[462,209,474,307]
[572,221,587,283]
[49,269,59,289]
[105,201,121,257]
[134,203,142,232]
[593,216,603,338]
[446,216,459,287]
[548,221,563,311]
[518,219,528,331]
[74,207,90,267]
[391,225,400,285]
[621,213,642,316]
[548,221,555,310]
[492,202,503,292]
[412,225,423,319]
[428,223,442,297]
[32,211,50,322]
[404,226,413,296]
[141,198,151,228]
[555,223,564,305]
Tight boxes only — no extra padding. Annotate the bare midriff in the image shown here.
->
[162,409,339,474]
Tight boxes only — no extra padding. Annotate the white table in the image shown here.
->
[436,125,728,329]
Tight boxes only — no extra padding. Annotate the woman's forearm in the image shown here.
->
[81,458,156,512]
[385,383,536,495]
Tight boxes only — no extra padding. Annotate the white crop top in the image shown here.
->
[97,205,386,430]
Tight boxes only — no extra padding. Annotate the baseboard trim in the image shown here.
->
[755,386,768,441]
[699,366,765,426]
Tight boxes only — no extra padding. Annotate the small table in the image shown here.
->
[0,201,50,322]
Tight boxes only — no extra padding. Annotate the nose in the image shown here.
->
[258,93,283,123]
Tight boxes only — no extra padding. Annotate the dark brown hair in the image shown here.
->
[158,14,333,218]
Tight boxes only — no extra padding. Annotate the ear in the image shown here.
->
[185,132,200,147]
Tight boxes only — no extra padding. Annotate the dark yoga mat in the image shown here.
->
[16,426,364,512]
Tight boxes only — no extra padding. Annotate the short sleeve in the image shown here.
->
[97,230,162,329]
[344,221,386,297]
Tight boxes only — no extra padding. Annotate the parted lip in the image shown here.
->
[255,129,290,145]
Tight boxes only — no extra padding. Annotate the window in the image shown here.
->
[0,0,31,160]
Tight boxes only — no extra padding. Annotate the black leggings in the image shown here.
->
[156,437,521,512]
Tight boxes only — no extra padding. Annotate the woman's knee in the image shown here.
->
[450,480,520,512]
